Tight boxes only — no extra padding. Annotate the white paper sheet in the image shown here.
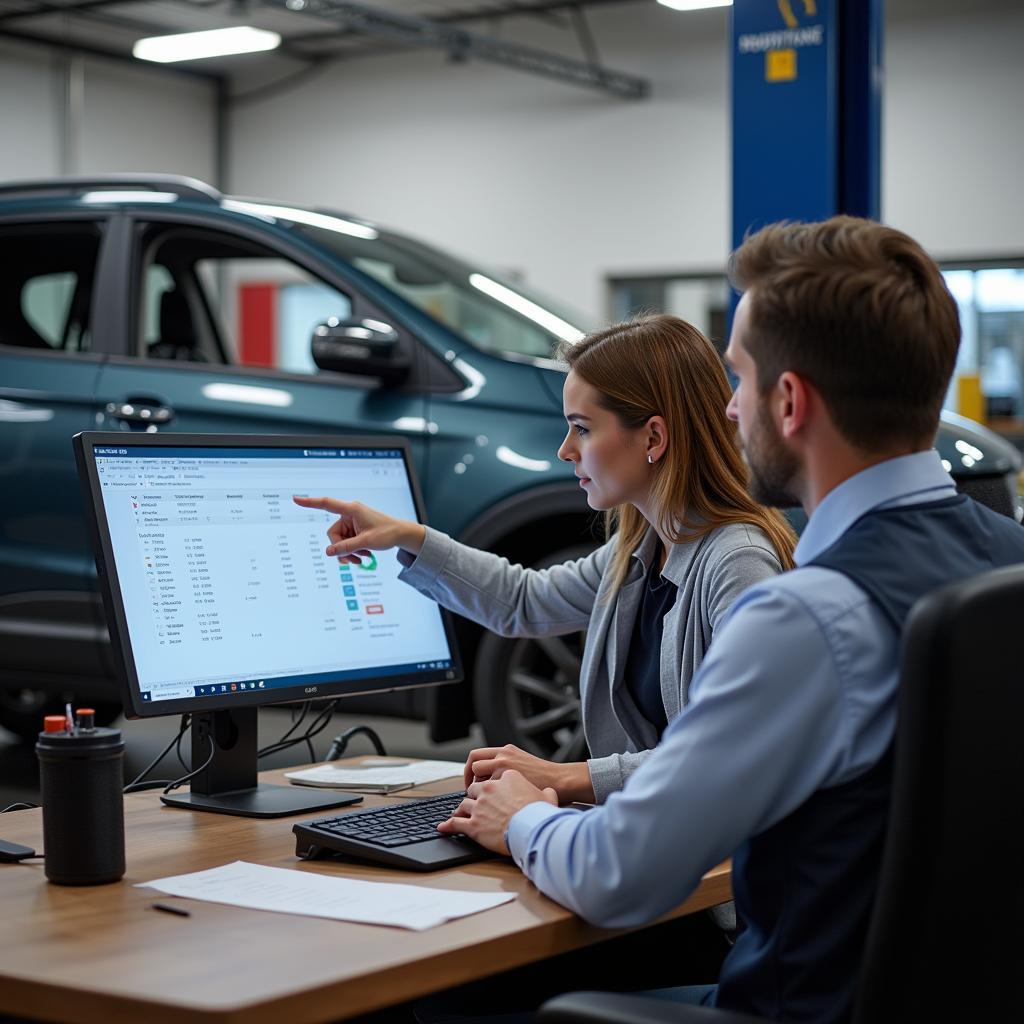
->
[284,759,464,792]
[138,861,514,931]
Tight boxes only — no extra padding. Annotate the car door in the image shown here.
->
[0,214,124,731]
[93,213,431,466]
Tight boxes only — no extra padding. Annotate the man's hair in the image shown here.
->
[728,216,961,450]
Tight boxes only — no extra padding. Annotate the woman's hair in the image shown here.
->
[560,313,796,594]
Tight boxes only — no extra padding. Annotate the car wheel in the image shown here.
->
[0,687,121,741]
[473,544,594,761]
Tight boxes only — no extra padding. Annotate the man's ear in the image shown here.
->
[777,371,811,440]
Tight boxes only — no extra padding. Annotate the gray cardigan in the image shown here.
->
[398,522,782,802]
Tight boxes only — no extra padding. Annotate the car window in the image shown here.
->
[350,253,556,359]
[196,257,352,374]
[280,219,589,361]
[0,224,99,352]
[139,230,352,373]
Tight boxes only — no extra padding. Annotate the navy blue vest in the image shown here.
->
[715,494,1024,1023]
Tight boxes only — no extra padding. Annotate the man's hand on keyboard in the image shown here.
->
[437,771,557,854]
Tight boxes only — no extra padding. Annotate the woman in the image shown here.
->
[295,314,796,806]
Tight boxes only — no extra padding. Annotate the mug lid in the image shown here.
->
[36,726,124,753]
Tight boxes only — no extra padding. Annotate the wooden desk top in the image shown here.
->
[0,761,731,1024]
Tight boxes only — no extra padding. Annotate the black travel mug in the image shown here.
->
[36,718,126,885]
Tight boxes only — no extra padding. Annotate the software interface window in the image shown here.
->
[93,446,453,704]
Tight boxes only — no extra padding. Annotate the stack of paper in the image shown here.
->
[139,861,515,930]
[285,759,464,793]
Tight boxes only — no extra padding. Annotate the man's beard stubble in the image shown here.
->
[744,403,802,509]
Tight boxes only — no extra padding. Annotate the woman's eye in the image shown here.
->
[574,425,588,437]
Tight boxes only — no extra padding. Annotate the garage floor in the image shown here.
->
[0,708,483,810]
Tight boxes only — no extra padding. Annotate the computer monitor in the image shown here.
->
[73,432,462,818]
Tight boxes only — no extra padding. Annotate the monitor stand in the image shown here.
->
[160,707,361,819]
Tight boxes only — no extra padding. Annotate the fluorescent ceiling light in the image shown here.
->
[221,198,379,240]
[656,0,732,10]
[468,274,585,344]
[133,27,280,64]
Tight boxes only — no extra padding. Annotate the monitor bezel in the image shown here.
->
[74,431,463,720]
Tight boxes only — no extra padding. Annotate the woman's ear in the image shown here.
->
[646,416,668,464]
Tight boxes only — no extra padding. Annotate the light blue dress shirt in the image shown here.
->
[506,451,957,928]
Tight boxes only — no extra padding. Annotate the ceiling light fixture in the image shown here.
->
[133,26,281,64]
[656,0,732,11]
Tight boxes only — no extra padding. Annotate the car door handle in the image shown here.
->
[105,401,175,425]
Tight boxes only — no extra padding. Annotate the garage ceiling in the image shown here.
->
[0,0,653,98]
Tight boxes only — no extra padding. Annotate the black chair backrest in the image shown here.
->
[853,564,1024,1024]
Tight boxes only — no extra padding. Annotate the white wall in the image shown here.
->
[227,0,1024,318]
[0,40,217,183]
[883,3,1024,261]
[0,43,63,178]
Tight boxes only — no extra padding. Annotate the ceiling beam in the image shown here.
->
[284,0,648,47]
[262,0,650,99]
[0,0,133,25]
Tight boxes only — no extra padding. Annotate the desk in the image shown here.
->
[0,761,731,1024]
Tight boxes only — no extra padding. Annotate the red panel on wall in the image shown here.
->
[238,283,276,367]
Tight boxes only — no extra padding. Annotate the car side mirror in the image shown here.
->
[310,317,410,386]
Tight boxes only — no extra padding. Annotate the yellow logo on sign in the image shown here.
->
[778,0,817,29]
[766,48,798,82]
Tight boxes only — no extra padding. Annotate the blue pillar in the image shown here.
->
[731,0,883,254]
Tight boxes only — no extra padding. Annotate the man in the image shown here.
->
[437,216,1024,1022]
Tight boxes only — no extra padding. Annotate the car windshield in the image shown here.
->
[239,203,591,360]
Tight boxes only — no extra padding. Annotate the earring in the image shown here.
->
[647,454,654,465]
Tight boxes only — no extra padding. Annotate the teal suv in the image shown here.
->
[0,175,1019,750]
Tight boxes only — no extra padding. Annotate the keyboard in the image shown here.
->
[292,791,492,871]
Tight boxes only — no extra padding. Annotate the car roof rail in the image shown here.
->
[0,174,222,203]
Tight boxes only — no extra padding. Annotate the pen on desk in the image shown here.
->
[152,902,191,917]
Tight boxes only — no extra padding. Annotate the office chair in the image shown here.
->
[541,563,1024,1024]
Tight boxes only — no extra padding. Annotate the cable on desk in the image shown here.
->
[258,699,339,761]
[325,725,387,762]
[1,802,40,813]
[256,700,311,758]
[163,734,217,794]
[123,715,191,794]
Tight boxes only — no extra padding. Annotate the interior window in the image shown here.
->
[23,273,76,347]
[0,225,99,351]
[140,230,352,373]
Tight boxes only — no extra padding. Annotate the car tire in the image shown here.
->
[0,688,121,742]
[473,544,594,761]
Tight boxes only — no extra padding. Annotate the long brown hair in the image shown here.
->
[561,314,796,594]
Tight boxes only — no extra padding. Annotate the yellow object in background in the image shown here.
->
[766,48,798,82]
[958,373,986,424]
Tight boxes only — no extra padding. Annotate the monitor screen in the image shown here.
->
[77,434,460,719]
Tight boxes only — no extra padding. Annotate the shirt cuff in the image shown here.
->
[507,801,565,871]
[586,754,625,804]
[396,526,453,585]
